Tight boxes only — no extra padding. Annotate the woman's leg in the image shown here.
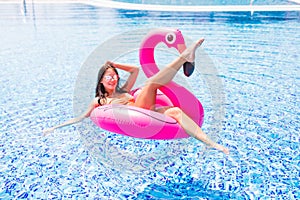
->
[161,107,229,154]
[134,38,204,110]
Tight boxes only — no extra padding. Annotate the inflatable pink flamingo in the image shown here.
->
[139,28,204,127]
[90,28,204,140]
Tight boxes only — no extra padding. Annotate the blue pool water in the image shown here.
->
[0,2,299,199]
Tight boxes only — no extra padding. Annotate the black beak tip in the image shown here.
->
[183,62,195,77]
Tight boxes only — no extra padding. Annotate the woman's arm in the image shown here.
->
[43,98,98,136]
[108,61,139,92]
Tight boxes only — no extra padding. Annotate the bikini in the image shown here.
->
[103,93,135,106]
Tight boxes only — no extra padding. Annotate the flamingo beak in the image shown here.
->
[177,43,187,54]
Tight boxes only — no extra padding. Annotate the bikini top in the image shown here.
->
[97,93,135,107]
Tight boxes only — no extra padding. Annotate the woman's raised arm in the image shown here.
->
[108,61,139,92]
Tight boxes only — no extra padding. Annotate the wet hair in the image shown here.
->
[95,64,126,106]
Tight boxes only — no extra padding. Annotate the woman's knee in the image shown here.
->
[164,107,183,119]
[145,79,162,89]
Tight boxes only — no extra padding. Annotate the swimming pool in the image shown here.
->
[0,1,299,199]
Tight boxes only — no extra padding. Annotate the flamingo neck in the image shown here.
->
[139,33,166,78]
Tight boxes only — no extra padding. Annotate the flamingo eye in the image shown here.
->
[165,32,176,44]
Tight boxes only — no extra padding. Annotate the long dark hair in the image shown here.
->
[95,64,125,106]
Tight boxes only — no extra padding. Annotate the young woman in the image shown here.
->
[44,38,229,154]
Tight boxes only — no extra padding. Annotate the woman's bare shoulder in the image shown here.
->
[91,97,100,106]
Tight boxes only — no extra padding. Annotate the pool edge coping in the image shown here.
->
[1,0,300,12]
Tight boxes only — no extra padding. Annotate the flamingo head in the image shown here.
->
[139,28,188,76]
[162,28,187,54]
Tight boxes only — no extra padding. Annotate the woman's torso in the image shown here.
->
[99,92,135,106]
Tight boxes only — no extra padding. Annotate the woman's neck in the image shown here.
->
[106,89,117,97]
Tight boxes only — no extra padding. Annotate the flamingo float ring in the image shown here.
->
[90,28,204,140]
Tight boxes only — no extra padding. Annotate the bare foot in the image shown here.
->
[180,38,204,62]
[213,143,230,155]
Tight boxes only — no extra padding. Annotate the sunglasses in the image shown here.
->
[103,74,119,81]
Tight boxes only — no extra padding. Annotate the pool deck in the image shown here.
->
[1,0,300,12]
[290,0,300,4]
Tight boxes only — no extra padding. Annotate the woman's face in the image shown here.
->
[101,68,119,93]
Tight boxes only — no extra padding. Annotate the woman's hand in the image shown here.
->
[43,127,55,136]
[105,60,114,67]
